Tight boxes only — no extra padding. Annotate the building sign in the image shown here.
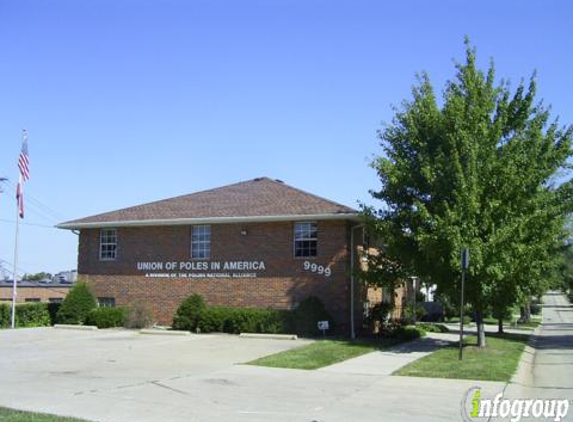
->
[135,261,266,279]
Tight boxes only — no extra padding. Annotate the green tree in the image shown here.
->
[366,39,573,347]
[22,272,52,281]
[56,282,97,324]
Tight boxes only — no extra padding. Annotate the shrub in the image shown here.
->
[391,325,426,341]
[0,303,10,328]
[197,306,290,334]
[0,303,51,328]
[124,300,155,329]
[172,294,206,331]
[417,322,449,333]
[86,307,127,328]
[56,282,97,325]
[401,303,427,323]
[197,306,227,333]
[364,302,394,334]
[16,303,51,327]
[47,302,61,325]
[291,296,332,337]
[173,295,331,337]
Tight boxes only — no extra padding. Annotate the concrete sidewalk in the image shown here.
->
[320,332,458,376]
[500,292,573,421]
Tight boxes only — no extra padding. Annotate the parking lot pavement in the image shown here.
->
[0,327,506,422]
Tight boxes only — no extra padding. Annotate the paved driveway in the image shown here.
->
[0,327,505,422]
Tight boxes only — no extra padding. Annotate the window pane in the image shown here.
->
[191,225,211,259]
[100,229,117,260]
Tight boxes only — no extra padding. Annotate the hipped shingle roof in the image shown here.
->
[57,177,359,229]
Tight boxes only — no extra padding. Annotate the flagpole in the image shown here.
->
[10,187,20,329]
[11,129,28,329]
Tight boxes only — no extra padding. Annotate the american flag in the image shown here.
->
[16,130,29,218]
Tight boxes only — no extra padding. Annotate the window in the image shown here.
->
[98,297,115,307]
[49,298,63,303]
[191,225,211,259]
[99,229,117,260]
[294,222,317,257]
[25,298,41,302]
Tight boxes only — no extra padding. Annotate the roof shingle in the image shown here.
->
[58,177,359,229]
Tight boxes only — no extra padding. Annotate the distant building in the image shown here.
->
[0,280,72,303]
[52,270,77,284]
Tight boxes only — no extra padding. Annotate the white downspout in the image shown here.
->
[350,224,364,340]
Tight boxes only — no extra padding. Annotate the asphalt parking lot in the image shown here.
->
[0,327,505,422]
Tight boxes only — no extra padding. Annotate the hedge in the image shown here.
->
[0,302,52,328]
[416,322,449,333]
[391,325,426,341]
[197,307,291,334]
[173,295,333,337]
[85,307,127,328]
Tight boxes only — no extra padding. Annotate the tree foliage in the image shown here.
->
[22,272,52,281]
[365,39,573,346]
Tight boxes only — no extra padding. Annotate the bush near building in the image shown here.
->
[198,307,291,334]
[172,295,333,337]
[56,282,97,325]
[123,300,155,329]
[85,307,127,328]
[0,303,51,328]
[172,294,206,331]
[391,325,426,341]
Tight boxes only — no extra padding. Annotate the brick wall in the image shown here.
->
[78,220,363,330]
[0,286,71,303]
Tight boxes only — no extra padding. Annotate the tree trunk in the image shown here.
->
[519,301,531,323]
[475,309,486,348]
[497,317,504,334]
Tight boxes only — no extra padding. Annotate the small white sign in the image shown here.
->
[317,321,329,331]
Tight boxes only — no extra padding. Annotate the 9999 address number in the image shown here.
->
[303,261,332,278]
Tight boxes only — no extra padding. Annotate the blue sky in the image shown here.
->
[0,1,572,276]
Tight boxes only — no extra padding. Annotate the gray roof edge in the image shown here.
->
[57,213,362,230]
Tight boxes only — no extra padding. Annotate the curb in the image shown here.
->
[508,325,541,389]
[54,324,98,331]
[139,329,190,336]
[239,333,298,340]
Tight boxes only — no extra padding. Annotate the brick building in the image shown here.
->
[0,281,72,303]
[58,177,388,334]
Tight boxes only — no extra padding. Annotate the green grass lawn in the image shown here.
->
[0,407,92,422]
[393,333,529,382]
[248,338,402,370]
